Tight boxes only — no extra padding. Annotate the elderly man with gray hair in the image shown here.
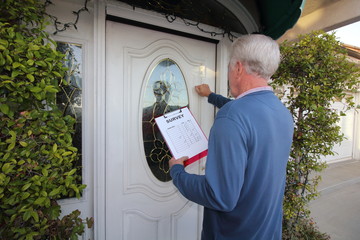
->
[169,34,294,240]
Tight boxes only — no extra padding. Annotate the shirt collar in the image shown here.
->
[236,86,273,99]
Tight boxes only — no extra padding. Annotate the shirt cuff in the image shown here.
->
[207,92,216,104]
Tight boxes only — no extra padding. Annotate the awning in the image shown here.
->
[115,0,306,40]
[259,0,305,39]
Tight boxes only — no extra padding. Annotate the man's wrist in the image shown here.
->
[170,164,185,178]
[207,92,216,101]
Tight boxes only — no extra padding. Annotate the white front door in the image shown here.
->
[105,21,216,240]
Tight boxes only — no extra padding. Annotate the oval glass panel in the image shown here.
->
[142,58,189,182]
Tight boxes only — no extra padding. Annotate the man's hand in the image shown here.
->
[169,156,188,169]
[195,84,212,97]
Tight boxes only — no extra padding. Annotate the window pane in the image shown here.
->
[142,59,189,182]
[56,42,83,174]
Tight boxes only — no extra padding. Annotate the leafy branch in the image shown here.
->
[272,31,360,240]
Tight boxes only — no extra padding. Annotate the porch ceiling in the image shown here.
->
[115,0,305,40]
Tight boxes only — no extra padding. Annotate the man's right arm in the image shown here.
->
[195,84,232,109]
[207,93,232,109]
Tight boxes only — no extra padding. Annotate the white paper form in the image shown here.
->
[155,107,208,165]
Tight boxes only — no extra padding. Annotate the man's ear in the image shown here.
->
[236,61,243,75]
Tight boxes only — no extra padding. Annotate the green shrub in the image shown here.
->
[282,217,330,240]
[272,31,360,239]
[0,0,92,239]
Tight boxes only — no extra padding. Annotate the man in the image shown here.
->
[169,34,294,240]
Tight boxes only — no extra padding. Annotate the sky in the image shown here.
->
[329,21,360,47]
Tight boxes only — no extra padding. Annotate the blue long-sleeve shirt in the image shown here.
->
[170,90,294,240]
[207,92,232,108]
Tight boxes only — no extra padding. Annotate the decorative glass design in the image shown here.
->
[56,42,83,173]
[142,59,189,182]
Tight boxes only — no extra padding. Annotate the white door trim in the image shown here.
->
[93,0,107,239]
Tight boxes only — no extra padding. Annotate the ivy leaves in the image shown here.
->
[0,23,65,116]
[0,1,90,239]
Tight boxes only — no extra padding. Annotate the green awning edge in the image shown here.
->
[259,0,305,39]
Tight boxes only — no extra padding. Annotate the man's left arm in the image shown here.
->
[170,117,247,211]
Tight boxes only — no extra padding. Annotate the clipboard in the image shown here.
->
[155,107,208,166]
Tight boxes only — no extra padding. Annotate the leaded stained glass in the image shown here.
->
[142,59,189,182]
[56,42,82,173]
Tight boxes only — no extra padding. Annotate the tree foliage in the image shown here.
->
[271,31,360,239]
[0,0,92,239]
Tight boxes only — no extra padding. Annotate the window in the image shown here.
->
[142,59,189,182]
[56,42,83,174]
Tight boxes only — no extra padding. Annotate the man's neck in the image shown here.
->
[239,75,268,95]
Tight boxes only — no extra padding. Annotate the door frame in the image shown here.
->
[93,1,232,239]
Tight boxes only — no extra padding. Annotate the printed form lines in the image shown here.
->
[166,120,201,153]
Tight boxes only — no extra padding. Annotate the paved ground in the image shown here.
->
[309,160,360,240]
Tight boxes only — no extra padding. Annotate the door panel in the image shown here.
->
[105,21,216,240]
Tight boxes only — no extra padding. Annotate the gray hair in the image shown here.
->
[229,34,280,80]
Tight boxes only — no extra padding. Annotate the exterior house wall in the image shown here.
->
[42,0,360,238]
[45,1,96,239]
[320,97,358,163]
[321,55,360,163]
